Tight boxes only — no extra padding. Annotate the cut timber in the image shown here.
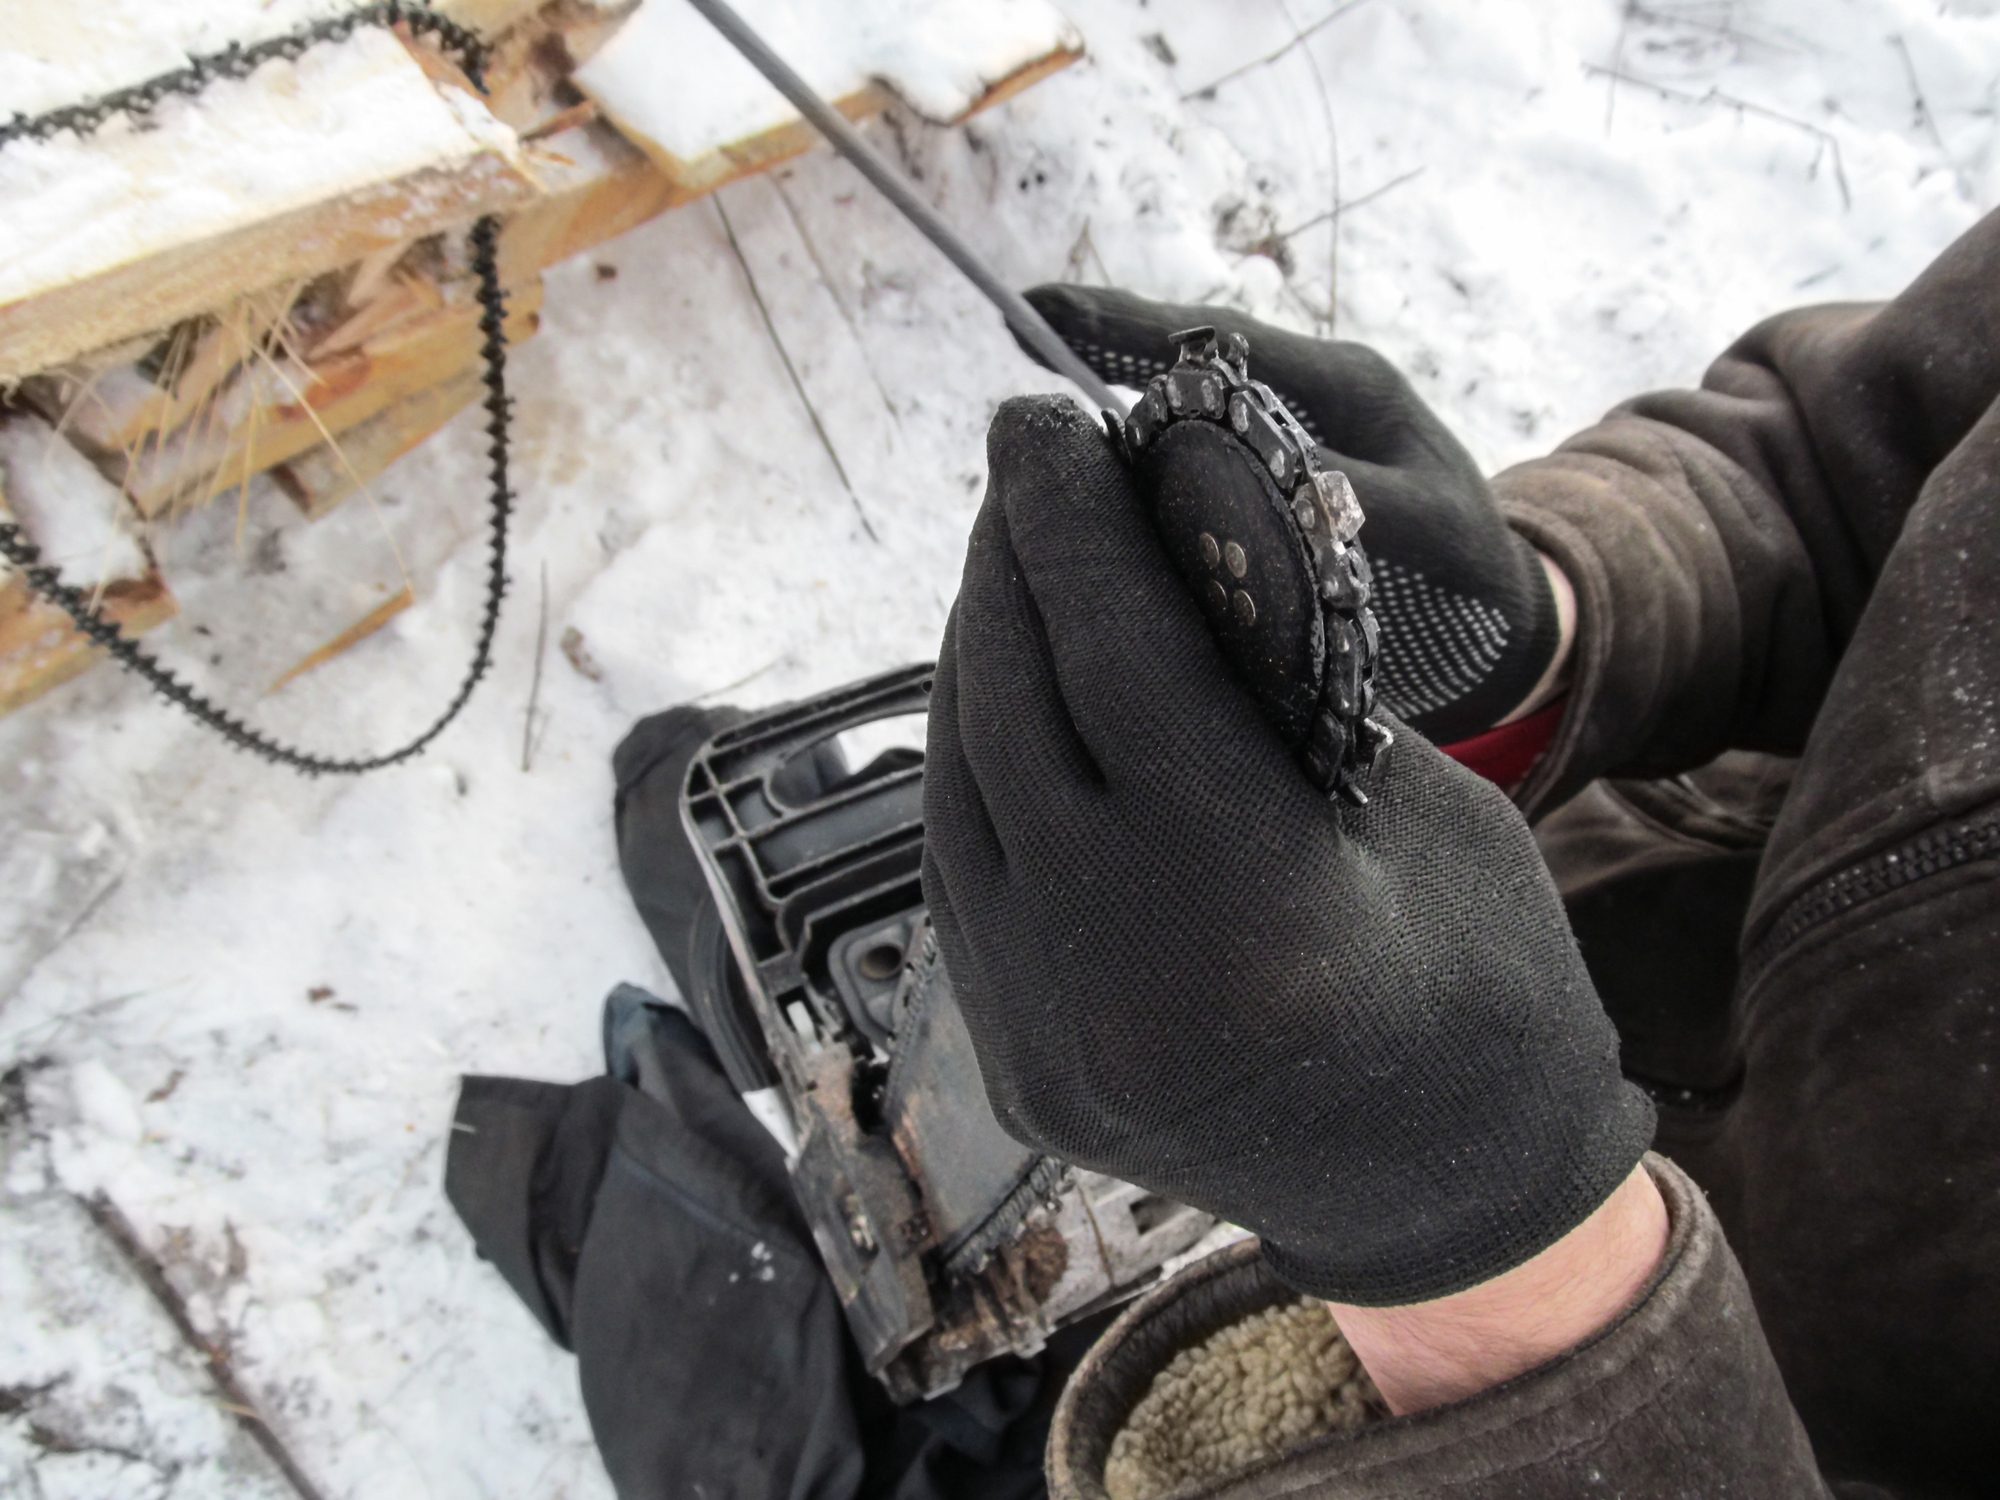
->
[0,422,174,710]
[20,285,307,465]
[575,0,1082,195]
[495,119,682,283]
[480,0,643,133]
[0,569,177,715]
[269,587,414,692]
[0,568,177,714]
[271,364,488,520]
[111,276,544,518]
[0,27,541,385]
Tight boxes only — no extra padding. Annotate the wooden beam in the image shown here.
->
[0,31,541,386]
[270,364,488,521]
[110,277,544,518]
[576,18,1082,197]
[0,473,176,715]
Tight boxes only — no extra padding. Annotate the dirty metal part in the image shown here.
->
[1125,328,1391,803]
[682,664,1212,1400]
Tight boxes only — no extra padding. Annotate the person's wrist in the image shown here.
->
[1324,1163,1668,1415]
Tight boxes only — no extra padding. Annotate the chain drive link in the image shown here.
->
[1122,328,1392,803]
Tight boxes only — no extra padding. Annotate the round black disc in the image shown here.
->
[1134,420,1324,746]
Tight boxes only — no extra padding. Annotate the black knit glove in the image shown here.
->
[922,396,1653,1306]
[1019,285,1562,743]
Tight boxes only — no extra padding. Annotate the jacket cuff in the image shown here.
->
[1049,1155,1830,1500]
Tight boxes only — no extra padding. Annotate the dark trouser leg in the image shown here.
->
[1689,405,2000,1497]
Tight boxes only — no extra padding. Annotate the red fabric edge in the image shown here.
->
[1439,698,1567,792]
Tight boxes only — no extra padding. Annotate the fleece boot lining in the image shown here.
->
[1104,1295,1382,1500]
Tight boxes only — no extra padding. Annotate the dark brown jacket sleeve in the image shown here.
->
[1049,1157,1858,1500]
[1496,207,2000,817]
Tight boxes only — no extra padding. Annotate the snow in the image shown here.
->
[0,415,148,580]
[0,23,519,311]
[0,0,374,119]
[2,0,1994,1494]
[578,0,1082,161]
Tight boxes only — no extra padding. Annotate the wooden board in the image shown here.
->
[580,31,1082,197]
[0,474,177,714]
[0,571,178,714]
[111,276,544,518]
[0,30,542,386]
[270,363,489,520]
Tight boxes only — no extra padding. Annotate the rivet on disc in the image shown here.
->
[1267,448,1289,482]
[1223,540,1248,578]
[1198,532,1221,569]
[1201,376,1222,414]
[1293,496,1318,530]
[1205,579,1229,614]
[1230,394,1252,434]
[1232,589,1257,626]
[1168,380,1188,412]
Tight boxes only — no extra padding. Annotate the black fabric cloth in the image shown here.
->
[1039,207,2000,1500]
[921,395,1652,1306]
[1018,285,1562,742]
[450,696,1106,1499]
[448,988,1099,1500]
[1493,206,2000,1499]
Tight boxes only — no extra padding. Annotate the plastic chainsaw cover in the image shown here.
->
[680,663,1214,1401]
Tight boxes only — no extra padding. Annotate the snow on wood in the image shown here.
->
[0,26,539,385]
[0,414,174,713]
[576,0,1083,192]
[0,0,554,120]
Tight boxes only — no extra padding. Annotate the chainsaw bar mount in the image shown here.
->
[1123,327,1392,803]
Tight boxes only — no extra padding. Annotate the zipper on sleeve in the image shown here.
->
[1742,810,2000,984]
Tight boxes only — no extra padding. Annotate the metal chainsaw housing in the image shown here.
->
[681,664,1214,1401]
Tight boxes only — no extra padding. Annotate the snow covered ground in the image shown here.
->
[2,0,1994,1493]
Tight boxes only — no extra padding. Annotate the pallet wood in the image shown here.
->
[579,30,1083,197]
[270,363,489,520]
[0,30,541,386]
[111,276,544,518]
[0,477,177,714]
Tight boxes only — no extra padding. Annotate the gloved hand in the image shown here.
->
[1018,285,1561,743]
[922,396,1653,1306]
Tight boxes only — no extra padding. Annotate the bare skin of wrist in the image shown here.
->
[1326,1164,1669,1416]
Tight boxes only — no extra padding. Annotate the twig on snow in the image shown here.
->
[1891,33,1967,195]
[769,176,906,435]
[521,559,549,773]
[1063,218,1114,286]
[1604,1,1636,130]
[1277,0,1342,333]
[1583,66,1852,208]
[1277,166,1425,243]
[1181,0,1375,100]
[713,195,882,545]
[692,655,787,703]
[82,1194,334,1500]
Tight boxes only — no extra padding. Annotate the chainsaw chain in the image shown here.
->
[1122,328,1392,803]
[0,3,512,776]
